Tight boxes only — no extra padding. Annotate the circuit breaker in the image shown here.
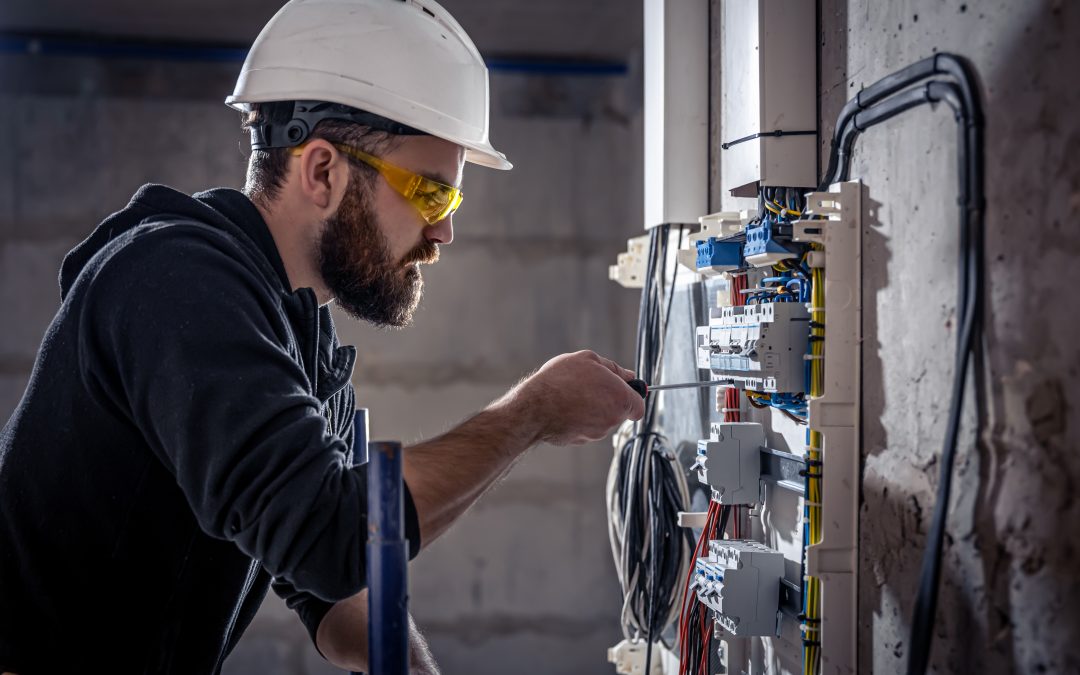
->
[695,302,810,393]
[692,539,784,637]
[694,422,765,504]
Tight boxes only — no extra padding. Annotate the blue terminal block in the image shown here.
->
[696,237,743,271]
[743,218,803,265]
[742,220,793,260]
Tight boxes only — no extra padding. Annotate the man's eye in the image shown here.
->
[416,188,449,207]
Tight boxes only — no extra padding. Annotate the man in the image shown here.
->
[0,0,644,673]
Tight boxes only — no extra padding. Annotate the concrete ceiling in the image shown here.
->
[0,0,642,60]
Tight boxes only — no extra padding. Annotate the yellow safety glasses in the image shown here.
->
[291,142,463,225]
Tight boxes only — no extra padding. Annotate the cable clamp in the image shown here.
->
[803,354,824,361]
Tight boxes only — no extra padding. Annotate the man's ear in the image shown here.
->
[294,139,350,214]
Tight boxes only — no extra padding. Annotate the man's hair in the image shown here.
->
[240,101,402,209]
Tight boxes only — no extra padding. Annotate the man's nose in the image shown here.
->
[424,215,453,245]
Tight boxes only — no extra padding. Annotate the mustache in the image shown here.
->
[401,240,440,266]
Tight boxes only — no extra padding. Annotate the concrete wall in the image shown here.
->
[0,34,643,675]
[815,0,1080,672]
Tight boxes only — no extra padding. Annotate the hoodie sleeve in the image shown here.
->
[78,223,420,603]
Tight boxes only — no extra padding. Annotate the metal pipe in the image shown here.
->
[353,408,369,466]
[0,33,628,75]
[366,437,409,675]
[350,410,370,675]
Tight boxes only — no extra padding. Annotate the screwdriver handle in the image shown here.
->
[627,378,648,399]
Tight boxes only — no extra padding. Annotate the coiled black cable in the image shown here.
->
[611,225,693,667]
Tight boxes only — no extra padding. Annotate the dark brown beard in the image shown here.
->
[317,171,438,327]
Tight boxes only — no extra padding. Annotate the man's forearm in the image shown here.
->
[317,589,439,674]
[403,390,542,547]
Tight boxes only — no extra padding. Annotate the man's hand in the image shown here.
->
[505,350,645,446]
[316,589,439,674]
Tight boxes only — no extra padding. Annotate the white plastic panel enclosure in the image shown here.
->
[644,0,709,228]
[720,0,817,210]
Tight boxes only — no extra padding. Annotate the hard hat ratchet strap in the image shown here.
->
[249,100,427,150]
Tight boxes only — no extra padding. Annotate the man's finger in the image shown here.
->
[627,391,646,421]
[597,355,636,382]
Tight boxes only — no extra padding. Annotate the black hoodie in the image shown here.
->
[0,185,421,674]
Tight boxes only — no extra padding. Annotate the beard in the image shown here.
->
[317,171,439,328]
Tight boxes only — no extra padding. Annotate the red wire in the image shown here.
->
[725,273,745,543]
[680,502,718,674]
[698,607,709,673]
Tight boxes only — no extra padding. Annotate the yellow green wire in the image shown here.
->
[804,246,825,675]
[774,198,804,217]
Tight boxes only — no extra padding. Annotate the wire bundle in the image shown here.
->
[677,500,730,674]
[606,225,693,663]
[723,272,747,427]
[800,252,826,675]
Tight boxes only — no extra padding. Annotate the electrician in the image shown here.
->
[0,1,645,672]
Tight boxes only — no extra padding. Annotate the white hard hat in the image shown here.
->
[226,0,511,170]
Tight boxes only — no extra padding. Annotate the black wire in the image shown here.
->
[819,53,984,675]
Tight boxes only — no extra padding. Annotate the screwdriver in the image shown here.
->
[626,378,729,399]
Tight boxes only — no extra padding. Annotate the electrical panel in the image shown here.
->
[694,422,764,505]
[615,0,862,671]
[695,302,810,393]
[692,539,784,637]
[608,182,862,675]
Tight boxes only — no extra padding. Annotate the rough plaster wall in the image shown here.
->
[817,1,1080,673]
[0,56,643,675]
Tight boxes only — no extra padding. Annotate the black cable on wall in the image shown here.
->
[818,53,985,675]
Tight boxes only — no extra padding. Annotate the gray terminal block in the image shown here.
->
[692,539,784,637]
[694,302,810,393]
[695,422,765,505]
